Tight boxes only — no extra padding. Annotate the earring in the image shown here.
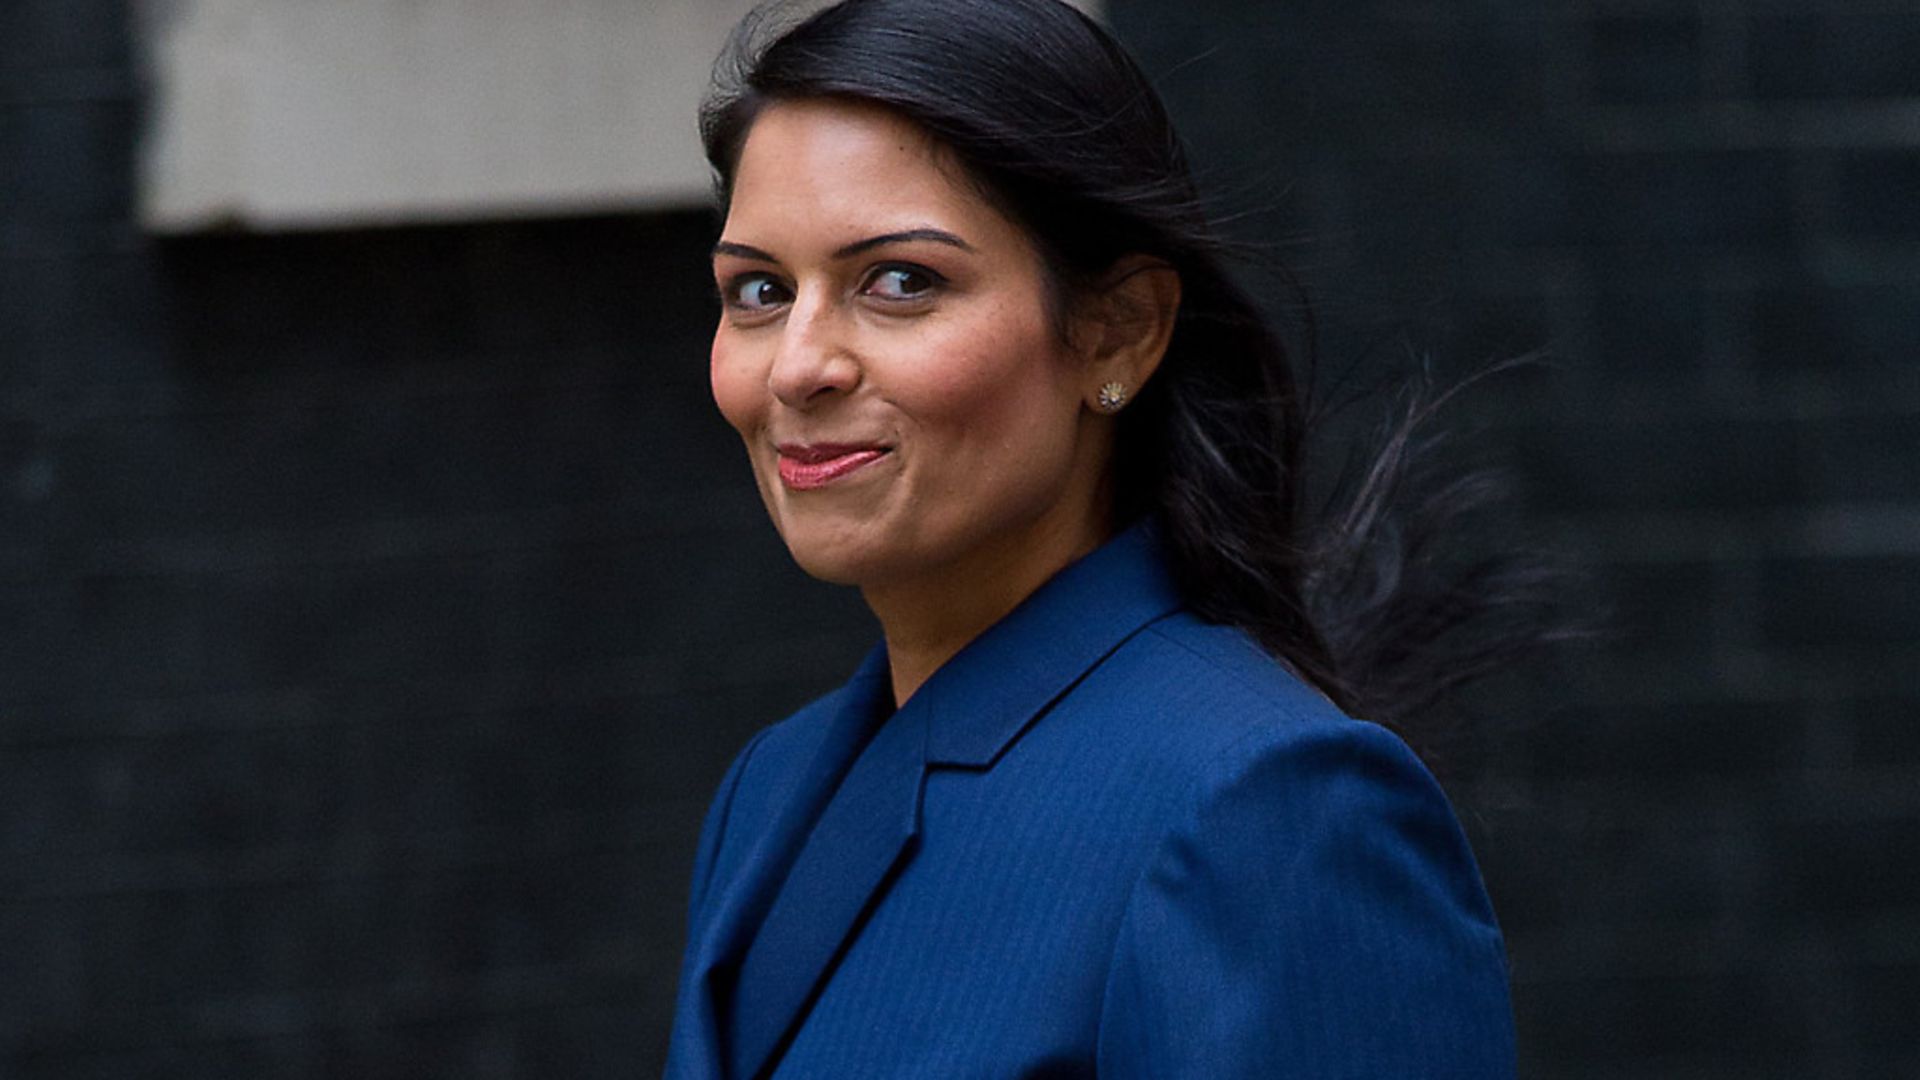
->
[1096,381,1130,414]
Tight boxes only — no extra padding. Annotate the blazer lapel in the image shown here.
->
[725,683,928,1080]
[677,647,894,1079]
[704,521,1182,1078]
[922,521,1183,768]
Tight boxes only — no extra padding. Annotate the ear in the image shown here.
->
[1078,255,1181,415]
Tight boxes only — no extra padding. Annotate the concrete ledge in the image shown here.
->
[134,0,1101,233]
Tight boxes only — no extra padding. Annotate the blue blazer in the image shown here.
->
[665,524,1516,1078]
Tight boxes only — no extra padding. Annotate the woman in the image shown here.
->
[667,1,1528,1075]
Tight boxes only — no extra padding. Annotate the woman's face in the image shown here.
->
[710,99,1111,591]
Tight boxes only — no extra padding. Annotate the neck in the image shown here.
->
[865,504,1110,708]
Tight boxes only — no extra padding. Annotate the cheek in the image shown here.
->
[708,334,763,437]
[914,323,1075,443]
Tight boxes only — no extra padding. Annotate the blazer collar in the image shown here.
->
[686,647,894,1080]
[919,518,1184,767]
[715,520,1183,1080]
[724,673,925,1079]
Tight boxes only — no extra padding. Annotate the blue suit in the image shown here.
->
[665,524,1516,1078]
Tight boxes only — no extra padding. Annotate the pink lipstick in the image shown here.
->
[776,443,891,490]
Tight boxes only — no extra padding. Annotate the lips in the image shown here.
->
[776,443,892,490]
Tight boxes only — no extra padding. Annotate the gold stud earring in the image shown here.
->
[1096,381,1130,414]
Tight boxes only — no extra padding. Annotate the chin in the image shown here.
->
[779,515,952,590]
[785,544,868,586]
[775,518,890,587]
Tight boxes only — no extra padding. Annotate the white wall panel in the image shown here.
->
[136,0,1102,232]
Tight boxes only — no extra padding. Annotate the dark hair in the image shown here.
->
[700,0,1563,742]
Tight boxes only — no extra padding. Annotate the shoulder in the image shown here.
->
[684,681,859,887]
[1074,611,1412,795]
[714,681,854,817]
[1028,610,1497,910]
[1111,611,1490,893]
[1092,619,1515,1074]
[1104,612,1344,731]
[685,673,885,935]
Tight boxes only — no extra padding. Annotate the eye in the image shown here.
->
[723,273,793,313]
[862,264,943,302]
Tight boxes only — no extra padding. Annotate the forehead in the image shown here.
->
[723,99,1011,247]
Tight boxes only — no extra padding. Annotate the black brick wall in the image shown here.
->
[2,3,876,1075]
[1106,1,1920,1076]
[4,0,1916,1077]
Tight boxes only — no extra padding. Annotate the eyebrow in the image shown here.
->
[712,228,975,264]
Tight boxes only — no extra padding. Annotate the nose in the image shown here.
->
[768,290,860,409]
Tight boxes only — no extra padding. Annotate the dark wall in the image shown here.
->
[3,0,1915,1077]
[1107,1,1920,1077]
[2,3,876,1076]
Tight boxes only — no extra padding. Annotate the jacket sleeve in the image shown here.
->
[1096,720,1517,1079]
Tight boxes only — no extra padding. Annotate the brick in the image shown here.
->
[1760,556,1920,650]
[1851,696,1920,768]
[1585,151,1796,251]
[0,255,61,391]
[183,524,837,695]
[1767,814,1920,919]
[1797,416,1920,503]
[304,706,633,843]
[2,890,306,1036]
[0,0,130,86]
[1750,13,1920,102]
[0,108,24,224]
[1524,700,1803,786]
[1337,147,1795,270]
[1515,968,1816,1065]
[0,903,84,1022]
[0,415,57,579]
[1415,299,1561,383]
[58,376,736,544]
[1504,416,1803,513]
[189,562,498,691]
[1348,16,1559,126]
[0,579,74,702]
[518,1003,662,1079]
[1854,960,1920,1054]
[1588,15,1703,105]
[62,572,207,696]
[3,101,136,225]
[41,249,170,390]
[305,856,648,987]
[1,249,168,399]
[1595,559,1723,657]
[6,854,665,1039]
[1828,151,1920,243]
[1750,283,1920,371]
[1117,9,1566,177]
[1343,154,1588,255]
[6,1041,317,1080]
[1478,808,1747,933]
[490,539,748,671]
[313,1022,524,1080]
[0,732,339,862]
[1587,286,1711,374]
[0,680,757,865]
